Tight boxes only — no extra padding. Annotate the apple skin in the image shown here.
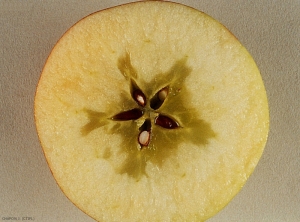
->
[34,1,269,221]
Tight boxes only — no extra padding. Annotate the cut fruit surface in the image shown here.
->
[34,1,269,221]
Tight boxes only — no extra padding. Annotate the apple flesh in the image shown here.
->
[35,1,269,221]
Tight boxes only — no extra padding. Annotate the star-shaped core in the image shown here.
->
[111,79,180,149]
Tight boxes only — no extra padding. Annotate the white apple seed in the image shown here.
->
[138,130,150,147]
[136,94,145,106]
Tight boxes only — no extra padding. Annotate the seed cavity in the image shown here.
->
[133,89,146,107]
[131,79,146,107]
[138,119,151,148]
[150,86,169,110]
[111,108,143,121]
[158,87,168,101]
[154,114,179,129]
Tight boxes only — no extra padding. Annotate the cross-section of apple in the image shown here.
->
[34,1,269,221]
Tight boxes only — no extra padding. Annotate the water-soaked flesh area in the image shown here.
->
[81,53,215,179]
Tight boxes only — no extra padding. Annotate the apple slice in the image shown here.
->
[34,1,269,221]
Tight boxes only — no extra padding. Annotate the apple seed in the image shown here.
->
[138,118,151,148]
[131,79,146,107]
[150,86,169,110]
[154,114,179,129]
[111,108,143,121]
[158,87,168,101]
[133,89,146,107]
[138,131,150,147]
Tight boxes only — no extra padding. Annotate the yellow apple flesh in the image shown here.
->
[35,1,269,221]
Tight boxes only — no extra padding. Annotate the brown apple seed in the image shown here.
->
[154,114,179,129]
[111,108,143,121]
